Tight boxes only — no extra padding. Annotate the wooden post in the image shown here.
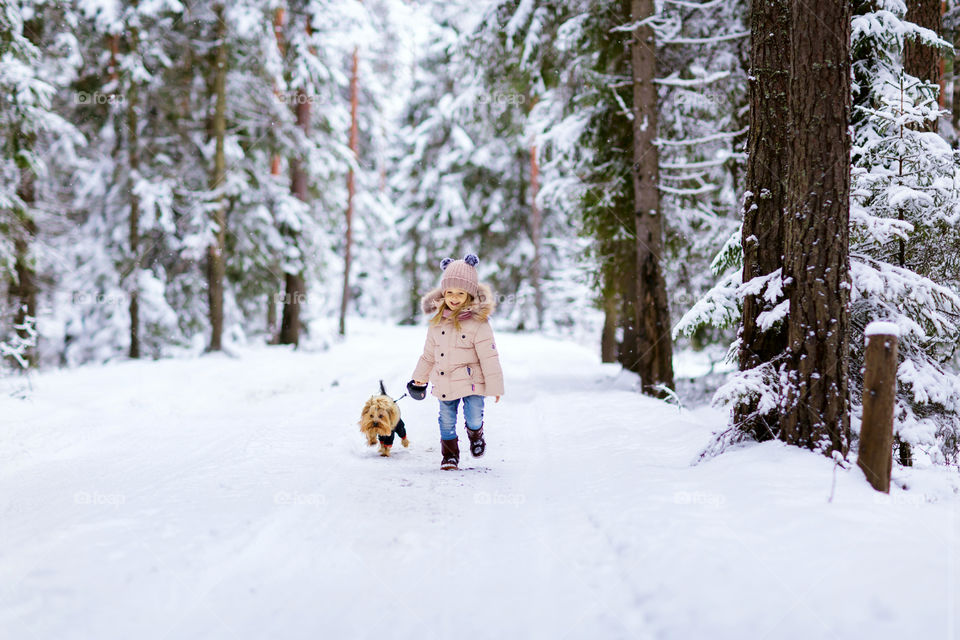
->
[857,322,900,493]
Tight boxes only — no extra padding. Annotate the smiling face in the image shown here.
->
[444,287,469,310]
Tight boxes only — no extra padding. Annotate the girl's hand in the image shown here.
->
[414,380,426,385]
[495,396,500,403]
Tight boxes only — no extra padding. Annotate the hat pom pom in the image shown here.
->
[440,257,454,270]
[464,254,479,267]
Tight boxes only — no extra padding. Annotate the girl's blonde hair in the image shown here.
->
[430,292,475,330]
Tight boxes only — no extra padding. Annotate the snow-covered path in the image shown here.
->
[1,320,957,639]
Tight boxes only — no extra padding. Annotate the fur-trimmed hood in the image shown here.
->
[420,282,496,322]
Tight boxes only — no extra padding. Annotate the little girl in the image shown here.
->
[410,254,504,470]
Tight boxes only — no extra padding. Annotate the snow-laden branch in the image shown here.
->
[654,71,730,87]
[659,183,720,196]
[610,15,663,33]
[673,268,741,339]
[661,155,743,170]
[663,0,723,9]
[663,31,749,45]
[655,127,748,147]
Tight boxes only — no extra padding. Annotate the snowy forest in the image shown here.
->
[5,0,960,464]
[2,0,959,637]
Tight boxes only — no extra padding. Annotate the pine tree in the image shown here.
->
[849,6,960,464]
[1,1,82,367]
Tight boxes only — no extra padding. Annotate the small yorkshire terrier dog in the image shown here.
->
[359,381,410,457]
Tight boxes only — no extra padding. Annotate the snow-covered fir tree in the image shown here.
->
[1,0,83,367]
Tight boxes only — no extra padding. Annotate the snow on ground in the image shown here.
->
[1,319,957,639]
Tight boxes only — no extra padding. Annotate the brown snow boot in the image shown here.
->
[440,438,459,470]
[466,425,485,458]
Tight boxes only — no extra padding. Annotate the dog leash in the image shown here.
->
[393,393,408,403]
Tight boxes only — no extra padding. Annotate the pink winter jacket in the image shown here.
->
[411,283,505,401]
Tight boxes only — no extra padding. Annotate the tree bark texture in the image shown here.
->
[736,0,791,440]
[781,0,852,456]
[278,89,310,347]
[127,22,142,360]
[530,142,543,330]
[904,0,943,131]
[340,47,359,337]
[279,10,309,347]
[629,0,675,396]
[207,3,228,352]
[857,331,898,492]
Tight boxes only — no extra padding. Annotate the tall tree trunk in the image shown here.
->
[530,143,543,330]
[279,9,308,347]
[904,0,943,131]
[629,0,675,396]
[780,0,852,456]
[735,0,791,440]
[278,90,310,346]
[207,3,228,352]
[267,5,285,343]
[340,47,359,336]
[127,21,142,360]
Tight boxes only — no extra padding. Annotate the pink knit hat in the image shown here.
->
[440,254,480,297]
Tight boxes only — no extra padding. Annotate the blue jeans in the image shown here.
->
[438,395,484,441]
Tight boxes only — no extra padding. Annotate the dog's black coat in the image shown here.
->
[378,418,407,446]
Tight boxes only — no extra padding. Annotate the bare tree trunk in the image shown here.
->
[735,0,791,440]
[530,143,543,330]
[904,0,943,131]
[780,0,852,456]
[279,9,310,347]
[267,5,285,343]
[340,47,359,337]
[629,0,675,396]
[207,3,228,352]
[278,91,309,346]
[127,21,142,360]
